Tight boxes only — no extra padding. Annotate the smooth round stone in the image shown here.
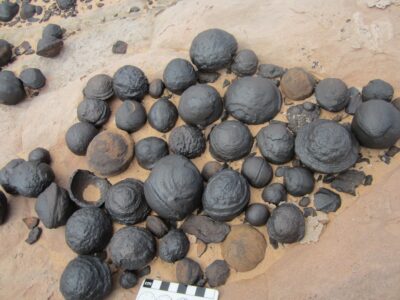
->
[36,36,63,58]
[0,71,26,105]
[77,99,110,127]
[159,229,190,263]
[283,167,314,197]
[231,49,258,76]
[144,155,203,221]
[190,28,238,72]
[168,125,206,159]
[0,39,12,67]
[267,203,305,244]
[176,258,203,285]
[83,74,114,101]
[201,161,223,181]
[295,119,359,174]
[87,129,134,176]
[225,77,282,124]
[280,67,315,100]
[241,156,273,188]
[362,79,394,102]
[115,100,146,133]
[245,204,270,226]
[135,137,169,170]
[19,68,46,90]
[286,102,320,133]
[146,215,169,238]
[256,123,294,164]
[119,271,138,289]
[163,58,197,95]
[178,84,223,127]
[113,65,149,101]
[315,78,349,112]
[149,79,164,98]
[28,147,51,164]
[148,98,178,133]
[20,2,36,20]
[65,122,99,156]
[0,2,19,22]
[203,169,250,221]
[42,24,64,39]
[262,183,287,205]
[56,0,76,10]
[209,120,253,162]
[351,100,400,149]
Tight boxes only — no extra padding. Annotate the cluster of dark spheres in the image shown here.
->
[1,28,400,299]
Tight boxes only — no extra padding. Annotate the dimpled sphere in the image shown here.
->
[315,78,349,112]
[295,120,359,174]
[178,84,223,127]
[203,169,250,221]
[168,125,206,159]
[209,120,253,162]
[113,65,149,101]
[351,100,400,149]
[109,226,156,270]
[0,70,26,105]
[135,137,169,170]
[241,156,273,188]
[144,155,203,221]
[225,77,282,124]
[163,58,197,95]
[267,203,305,244]
[77,99,110,127]
[190,28,238,72]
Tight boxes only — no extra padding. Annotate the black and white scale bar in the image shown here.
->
[142,278,218,299]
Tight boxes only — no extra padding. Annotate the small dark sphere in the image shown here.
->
[149,79,165,98]
[20,3,37,20]
[36,36,64,58]
[0,2,19,22]
[19,68,46,89]
[245,203,270,226]
[159,229,190,263]
[241,156,273,188]
[262,183,287,205]
[315,78,349,112]
[168,125,206,159]
[0,39,12,67]
[201,161,223,181]
[28,147,51,164]
[65,122,99,156]
[231,49,258,76]
[115,100,147,133]
[119,271,138,289]
[146,215,169,238]
[77,99,110,127]
[83,74,114,101]
[135,137,169,170]
[0,70,26,105]
[163,58,197,95]
[113,65,149,101]
[148,98,178,133]
[283,167,314,197]
[362,79,394,102]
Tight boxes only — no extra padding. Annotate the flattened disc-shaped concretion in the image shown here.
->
[0,71,26,105]
[315,78,349,112]
[295,119,359,174]
[28,148,51,164]
[225,77,282,124]
[280,67,315,100]
[56,0,76,10]
[113,65,149,101]
[83,74,114,101]
[87,129,134,176]
[203,169,250,221]
[144,155,203,221]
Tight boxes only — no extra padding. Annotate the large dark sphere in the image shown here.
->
[163,58,197,95]
[135,137,169,170]
[241,156,273,188]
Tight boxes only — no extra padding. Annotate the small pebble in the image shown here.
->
[119,271,138,289]
[25,227,42,244]
[363,175,373,186]
[23,217,39,229]
[299,196,310,207]
[303,207,317,218]
[112,41,127,54]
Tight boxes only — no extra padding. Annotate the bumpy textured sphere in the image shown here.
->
[163,58,197,94]
[168,125,206,159]
[113,65,149,101]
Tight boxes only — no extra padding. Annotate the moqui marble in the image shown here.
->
[203,169,250,221]
[245,203,270,226]
[283,167,315,197]
[280,67,315,100]
[56,0,76,10]
[144,155,203,221]
[0,191,8,225]
[149,79,164,98]
[83,74,114,101]
[178,84,223,127]
[20,2,37,20]
[201,161,223,181]
[113,65,149,101]
[0,39,12,67]
[42,24,64,39]
[65,122,99,156]
[0,71,26,105]
[225,77,282,124]
[119,271,138,289]
[105,179,150,225]
[28,147,51,164]
[256,123,294,164]
[148,98,178,133]
[257,64,286,79]
[176,258,204,285]
[168,125,206,159]
[315,78,349,112]
[0,1,19,22]
[361,79,394,102]
[314,188,341,213]
[351,100,400,149]
[159,229,190,263]
[262,183,287,205]
[115,100,147,133]
[146,215,169,238]
[209,120,253,162]
[109,226,156,270]
[135,137,169,170]
[19,68,46,90]
[295,119,359,173]
[163,58,197,95]
[241,156,273,188]
[286,102,320,133]
[77,99,111,127]
[36,36,64,58]
[231,49,258,76]
[190,28,238,72]
[205,260,230,288]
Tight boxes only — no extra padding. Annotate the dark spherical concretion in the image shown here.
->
[60,255,111,300]
[280,67,315,100]
[262,183,287,205]
[149,79,164,98]
[245,203,270,226]
[159,229,190,263]
[283,167,314,197]
[86,129,134,176]
[241,156,272,188]
[0,2,19,22]
[176,258,203,285]
[115,100,147,133]
[0,71,26,105]
[0,39,12,67]
[190,28,238,72]
[168,125,206,159]
[68,169,111,208]
[163,58,197,95]
[295,119,360,173]
[77,99,110,127]
[105,178,150,225]
[83,74,114,101]
[113,65,149,101]
[56,0,76,10]
[315,78,349,112]
[209,120,253,162]
[42,24,64,39]
[65,122,99,156]
[146,215,169,238]
[20,3,37,20]
[225,77,282,124]
[19,68,46,89]
[231,49,258,76]
[28,147,51,164]
[144,155,203,221]
[201,161,223,181]
[0,159,54,197]
[135,137,169,170]
[362,79,394,102]
[0,191,8,225]
[119,271,138,289]
[286,102,320,133]
[148,98,178,133]
[256,123,294,164]
[203,169,250,221]
[178,84,223,127]
[351,100,400,149]
[109,226,156,270]
[65,207,113,254]
[36,36,64,58]
[35,182,75,229]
